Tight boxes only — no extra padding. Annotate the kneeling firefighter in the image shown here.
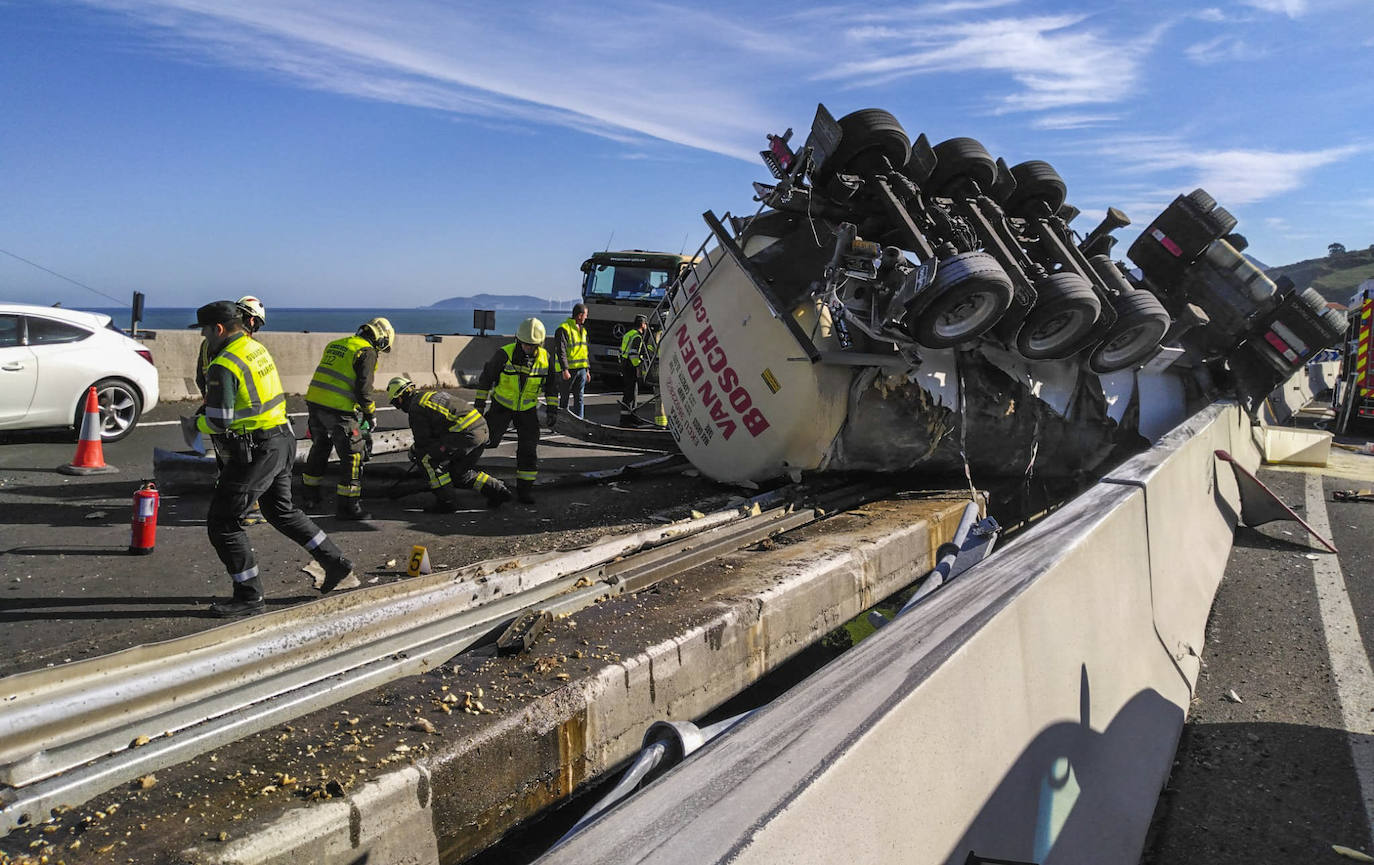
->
[387,376,512,511]
[474,317,558,504]
[302,317,394,520]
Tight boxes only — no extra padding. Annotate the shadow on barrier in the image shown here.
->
[943,665,1183,865]
[0,594,319,621]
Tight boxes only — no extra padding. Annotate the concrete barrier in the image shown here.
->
[547,403,1264,865]
[139,330,511,403]
[1263,359,1340,423]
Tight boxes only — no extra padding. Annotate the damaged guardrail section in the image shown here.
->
[545,402,1261,865]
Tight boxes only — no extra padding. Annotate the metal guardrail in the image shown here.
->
[0,483,875,836]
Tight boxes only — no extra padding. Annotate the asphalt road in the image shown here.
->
[0,386,722,677]
[4,395,1374,863]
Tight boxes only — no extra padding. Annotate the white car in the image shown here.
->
[0,304,160,442]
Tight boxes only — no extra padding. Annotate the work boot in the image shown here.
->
[319,556,357,594]
[336,497,372,521]
[516,479,536,505]
[481,478,513,508]
[300,487,323,512]
[210,576,265,618]
[425,485,462,514]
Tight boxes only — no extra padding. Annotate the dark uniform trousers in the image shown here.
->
[209,426,347,582]
[302,406,367,495]
[483,403,541,481]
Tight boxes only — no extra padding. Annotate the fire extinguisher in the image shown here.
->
[129,481,159,555]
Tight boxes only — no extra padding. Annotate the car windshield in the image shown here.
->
[584,264,674,301]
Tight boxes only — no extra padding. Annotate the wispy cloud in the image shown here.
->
[1240,0,1308,17]
[74,0,780,161]
[1031,112,1120,130]
[1096,135,1366,205]
[1184,35,1269,65]
[816,13,1167,113]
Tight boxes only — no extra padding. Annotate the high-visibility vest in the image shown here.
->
[418,391,484,434]
[202,334,288,432]
[305,335,376,413]
[558,319,589,370]
[492,343,550,411]
[620,329,645,368]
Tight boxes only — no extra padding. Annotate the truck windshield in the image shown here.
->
[584,264,674,301]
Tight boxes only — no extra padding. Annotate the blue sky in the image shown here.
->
[2,0,1371,309]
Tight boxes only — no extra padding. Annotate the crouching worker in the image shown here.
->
[192,301,355,616]
[387,376,512,512]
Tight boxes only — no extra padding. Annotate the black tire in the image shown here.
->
[1015,272,1102,359]
[1323,309,1351,340]
[1299,287,1329,316]
[906,251,1014,348]
[77,377,143,443]
[1223,232,1248,252]
[817,108,910,182]
[1088,290,1172,373]
[1207,206,1238,236]
[1004,160,1067,218]
[1185,189,1216,212]
[926,137,998,196]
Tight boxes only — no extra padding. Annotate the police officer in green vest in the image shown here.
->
[474,317,558,504]
[301,317,395,520]
[192,301,355,617]
[619,314,650,425]
[553,303,590,418]
[386,376,513,511]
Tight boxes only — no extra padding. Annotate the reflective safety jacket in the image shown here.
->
[475,343,556,412]
[408,390,489,456]
[555,318,589,371]
[197,333,288,434]
[305,335,378,414]
[620,329,647,368]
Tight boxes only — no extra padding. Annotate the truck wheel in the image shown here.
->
[816,109,910,182]
[1003,160,1067,218]
[1015,273,1102,360]
[1185,189,1216,212]
[926,137,998,196]
[1088,290,1171,373]
[906,251,1014,349]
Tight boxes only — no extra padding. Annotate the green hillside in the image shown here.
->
[1265,247,1374,304]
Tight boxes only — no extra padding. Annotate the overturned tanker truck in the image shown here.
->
[655,104,1347,487]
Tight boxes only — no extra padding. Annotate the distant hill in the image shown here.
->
[429,293,580,310]
[1266,247,1374,305]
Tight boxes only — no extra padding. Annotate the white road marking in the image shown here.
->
[139,407,398,427]
[1305,471,1374,847]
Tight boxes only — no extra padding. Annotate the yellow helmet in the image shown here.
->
[386,375,415,403]
[516,317,546,345]
[358,316,395,352]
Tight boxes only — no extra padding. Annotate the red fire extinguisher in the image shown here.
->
[129,481,159,555]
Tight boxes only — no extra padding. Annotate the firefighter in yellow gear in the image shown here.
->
[474,317,558,504]
[196,296,269,527]
[301,317,394,520]
[192,301,354,616]
[387,376,512,511]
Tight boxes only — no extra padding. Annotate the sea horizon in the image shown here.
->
[78,305,581,336]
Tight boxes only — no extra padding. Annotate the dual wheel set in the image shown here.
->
[813,108,1174,374]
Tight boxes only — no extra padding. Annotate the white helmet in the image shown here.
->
[236,295,266,330]
[359,316,396,352]
[516,317,546,345]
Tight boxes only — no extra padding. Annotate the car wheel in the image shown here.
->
[906,251,1014,349]
[1088,290,1172,373]
[1015,273,1102,360]
[77,378,143,443]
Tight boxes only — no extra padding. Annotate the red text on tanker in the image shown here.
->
[675,297,769,440]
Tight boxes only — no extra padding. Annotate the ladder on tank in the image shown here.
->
[1334,289,1374,434]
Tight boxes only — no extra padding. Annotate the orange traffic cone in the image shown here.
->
[58,386,119,475]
